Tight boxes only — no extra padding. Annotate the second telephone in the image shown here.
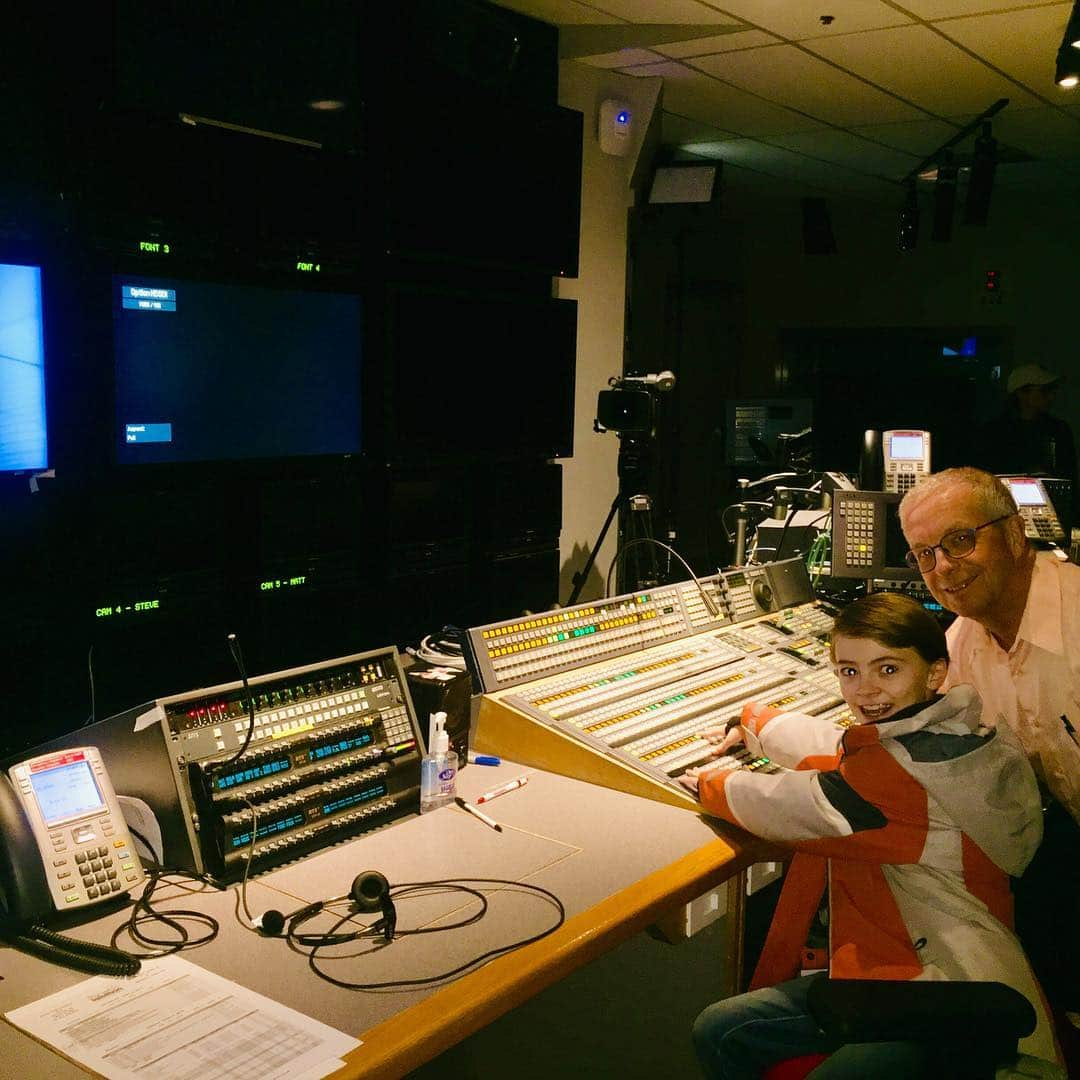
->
[883,430,931,494]
[1,746,147,925]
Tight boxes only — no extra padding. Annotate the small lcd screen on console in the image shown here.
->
[1006,480,1046,506]
[114,275,361,465]
[888,433,925,460]
[29,756,105,825]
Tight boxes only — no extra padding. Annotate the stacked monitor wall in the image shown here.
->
[0,262,48,473]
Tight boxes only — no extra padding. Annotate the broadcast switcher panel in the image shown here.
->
[468,560,851,807]
[43,648,423,881]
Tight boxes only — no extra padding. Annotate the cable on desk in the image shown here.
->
[289,877,566,991]
[109,842,220,958]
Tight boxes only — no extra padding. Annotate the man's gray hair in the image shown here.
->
[899,467,1018,529]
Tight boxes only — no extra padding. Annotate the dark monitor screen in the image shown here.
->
[384,288,576,461]
[0,262,48,473]
[113,275,361,465]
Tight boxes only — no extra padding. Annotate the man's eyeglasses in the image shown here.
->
[904,514,1015,573]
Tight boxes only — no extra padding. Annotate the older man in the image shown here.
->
[900,466,1079,1054]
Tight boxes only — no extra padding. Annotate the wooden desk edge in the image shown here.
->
[332,832,774,1080]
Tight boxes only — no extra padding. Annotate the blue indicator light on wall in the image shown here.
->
[617,111,630,124]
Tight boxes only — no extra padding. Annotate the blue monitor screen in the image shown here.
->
[113,275,362,465]
[0,262,48,473]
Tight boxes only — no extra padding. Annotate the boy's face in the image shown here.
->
[832,634,946,724]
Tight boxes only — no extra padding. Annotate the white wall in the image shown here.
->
[554,67,661,603]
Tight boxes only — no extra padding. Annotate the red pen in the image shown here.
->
[475,775,529,804]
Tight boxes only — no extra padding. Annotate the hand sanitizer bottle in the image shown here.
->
[420,711,458,813]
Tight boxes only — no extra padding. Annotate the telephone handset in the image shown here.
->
[0,747,146,975]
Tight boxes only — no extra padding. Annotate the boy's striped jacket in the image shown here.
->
[696,684,1057,1063]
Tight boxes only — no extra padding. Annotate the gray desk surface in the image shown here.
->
[0,761,765,1080]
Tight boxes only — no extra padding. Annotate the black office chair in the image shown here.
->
[806,978,1038,1079]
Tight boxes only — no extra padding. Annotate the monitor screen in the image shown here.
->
[384,288,576,461]
[0,262,48,473]
[1005,479,1046,506]
[113,275,361,465]
[887,432,925,460]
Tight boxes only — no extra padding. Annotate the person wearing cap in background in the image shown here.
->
[971,363,1077,490]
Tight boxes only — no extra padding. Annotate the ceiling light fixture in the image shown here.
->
[963,122,998,226]
[931,150,958,243]
[1057,1,1080,87]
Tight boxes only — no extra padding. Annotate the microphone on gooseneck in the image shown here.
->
[220,632,256,768]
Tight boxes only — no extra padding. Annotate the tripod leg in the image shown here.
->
[567,494,623,607]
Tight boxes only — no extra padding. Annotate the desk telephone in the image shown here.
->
[0,746,146,974]
[999,476,1066,545]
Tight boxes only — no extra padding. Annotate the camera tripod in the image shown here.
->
[567,436,662,607]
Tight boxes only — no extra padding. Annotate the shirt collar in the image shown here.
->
[1014,552,1064,655]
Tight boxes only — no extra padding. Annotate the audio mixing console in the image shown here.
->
[468,561,852,809]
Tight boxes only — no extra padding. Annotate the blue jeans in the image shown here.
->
[692,973,931,1079]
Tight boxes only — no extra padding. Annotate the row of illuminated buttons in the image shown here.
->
[531,648,702,710]
[487,611,657,658]
[542,636,748,718]
[480,594,660,641]
[490,608,685,677]
[489,616,648,665]
[518,630,712,699]
[482,608,606,639]
[571,656,767,732]
[227,704,372,747]
[221,690,367,733]
[490,619,669,678]
[226,698,371,735]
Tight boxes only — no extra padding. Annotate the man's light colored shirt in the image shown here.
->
[942,552,1080,825]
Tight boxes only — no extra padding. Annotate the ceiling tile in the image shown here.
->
[691,43,925,125]
[850,117,972,155]
[488,0,616,24]
[662,112,739,143]
[639,66,828,135]
[805,24,1046,115]
[581,48,669,67]
[697,0,914,39]
[657,30,780,56]
[990,159,1080,192]
[932,4,1074,97]
[991,105,1080,162]
[682,136,901,196]
[893,0,1064,18]
[764,129,922,178]
[581,0,747,21]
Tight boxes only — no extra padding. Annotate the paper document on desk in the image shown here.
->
[4,954,359,1080]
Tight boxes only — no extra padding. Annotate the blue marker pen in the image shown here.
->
[468,751,501,766]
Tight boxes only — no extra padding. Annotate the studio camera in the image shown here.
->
[594,370,676,435]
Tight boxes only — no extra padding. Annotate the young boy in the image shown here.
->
[679,592,1057,1077]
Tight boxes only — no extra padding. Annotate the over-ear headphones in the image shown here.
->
[255,870,396,941]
